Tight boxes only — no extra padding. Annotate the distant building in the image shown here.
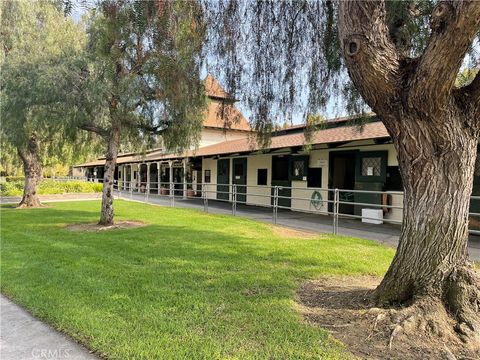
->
[73,76,480,224]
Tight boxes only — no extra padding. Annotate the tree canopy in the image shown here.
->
[202,0,479,139]
[0,0,95,175]
[74,0,207,153]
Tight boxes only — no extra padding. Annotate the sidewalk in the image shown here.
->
[0,295,98,360]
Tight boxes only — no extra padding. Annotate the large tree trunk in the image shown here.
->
[376,115,479,322]
[98,125,120,226]
[337,0,480,348]
[17,135,42,208]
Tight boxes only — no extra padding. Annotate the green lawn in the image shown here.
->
[1,200,394,359]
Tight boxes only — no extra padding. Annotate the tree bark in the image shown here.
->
[17,135,42,208]
[98,124,120,226]
[376,115,477,303]
[338,0,480,343]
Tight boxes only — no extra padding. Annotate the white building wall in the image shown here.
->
[71,167,85,178]
[202,158,218,200]
[199,141,403,224]
[294,143,402,222]
[245,154,272,207]
[291,149,330,214]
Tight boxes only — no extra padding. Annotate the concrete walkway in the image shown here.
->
[0,295,98,360]
[120,191,480,261]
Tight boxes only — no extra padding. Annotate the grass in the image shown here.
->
[0,200,395,359]
[0,179,102,196]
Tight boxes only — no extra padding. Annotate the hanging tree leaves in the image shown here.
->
[0,0,94,206]
[71,0,208,225]
[202,0,480,355]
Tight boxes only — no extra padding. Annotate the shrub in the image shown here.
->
[5,176,25,182]
[0,180,103,196]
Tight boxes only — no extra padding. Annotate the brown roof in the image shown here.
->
[274,113,376,133]
[204,74,234,100]
[75,121,389,167]
[193,121,389,157]
[202,100,251,131]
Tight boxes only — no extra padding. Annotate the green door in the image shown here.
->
[232,158,247,203]
[353,151,388,216]
[271,155,291,208]
[217,159,230,201]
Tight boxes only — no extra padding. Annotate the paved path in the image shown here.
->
[0,295,98,360]
[120,191,480,261]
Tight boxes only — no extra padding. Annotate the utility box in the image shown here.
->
[362,208,383,224]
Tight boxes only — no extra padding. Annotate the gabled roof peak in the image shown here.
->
[204,74,235,101]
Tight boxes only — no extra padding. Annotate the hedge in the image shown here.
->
[0,179,103,196]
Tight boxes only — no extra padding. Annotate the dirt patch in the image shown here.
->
[296,276,478,360]
[65,221,145,232]
[268,224,319,239]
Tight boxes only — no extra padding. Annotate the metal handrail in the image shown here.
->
[65,177,480,234]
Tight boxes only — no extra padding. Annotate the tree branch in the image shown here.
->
[337,0,401,113]
[79,124,109,138]
[409,1,480,107]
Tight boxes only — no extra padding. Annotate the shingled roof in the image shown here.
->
[193,121,389,157]
[75,121,390,167]
[204,74,235,100]
[202,99,251,131]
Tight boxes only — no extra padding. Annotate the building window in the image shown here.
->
[257,169,267,185]
[204,169,211,183]
[361,157,382,176]
[291,157,308,180]
[307,168,322,188]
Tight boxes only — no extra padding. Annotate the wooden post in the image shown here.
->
[183,158,187,199]
[157,162,161,194]
[146,163,150,194]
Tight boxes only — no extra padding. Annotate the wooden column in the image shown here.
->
[157,162,161,194]
[130,164,134,191]
[183,159,187,199]
[146,163,150,194]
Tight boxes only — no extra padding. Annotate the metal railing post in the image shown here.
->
[333,188,339,235]
[170,181,174,207]
[202,184,208,212]
[232,184,237,216]
[115,180,120,199]
[273,186,279,224]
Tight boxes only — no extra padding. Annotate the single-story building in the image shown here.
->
[73,76,480,225]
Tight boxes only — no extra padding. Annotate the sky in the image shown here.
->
[69,2,350,126]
